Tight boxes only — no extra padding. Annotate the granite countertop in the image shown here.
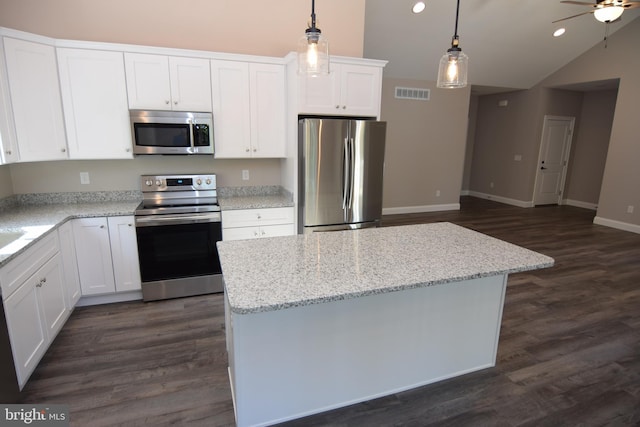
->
[0,199,140,267]
[218,186,293,210]
[217,222,555,315]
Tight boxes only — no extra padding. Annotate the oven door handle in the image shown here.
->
[135,212,221,227]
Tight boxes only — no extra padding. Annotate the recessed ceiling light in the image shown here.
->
[553,28,566,37]
[412,1,426,14]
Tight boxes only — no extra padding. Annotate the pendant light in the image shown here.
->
[298,0,330,76]
[436,0,468,89]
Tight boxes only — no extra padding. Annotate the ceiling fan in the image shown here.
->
[553,0,640,23]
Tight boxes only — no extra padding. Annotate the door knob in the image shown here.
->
[540,166,547,170]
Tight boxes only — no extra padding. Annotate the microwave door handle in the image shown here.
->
[188,118,195,151]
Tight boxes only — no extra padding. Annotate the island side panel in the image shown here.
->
[227,274,508,427]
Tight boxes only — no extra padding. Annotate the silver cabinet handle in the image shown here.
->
[5,150,11,155]
[61,148,66,153]
[165,100,170,105]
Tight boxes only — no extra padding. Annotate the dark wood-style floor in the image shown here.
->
[19,197,640,426]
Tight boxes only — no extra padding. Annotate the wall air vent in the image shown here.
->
[395,86,430,101]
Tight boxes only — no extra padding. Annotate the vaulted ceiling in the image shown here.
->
[363,0,640,93]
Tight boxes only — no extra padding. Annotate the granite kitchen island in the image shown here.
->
[217,222,554,427]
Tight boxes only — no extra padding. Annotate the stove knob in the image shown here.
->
[145,179,153,186]
[155,179,162,186]
[206,178,212,185]
[196,179,202,186]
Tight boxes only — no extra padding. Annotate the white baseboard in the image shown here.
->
[563,199,597,210]
[593,216,640,235]
[383,203,460,215]
[76,290,143,307]
[460,190,470,196]
[467,191,534,208]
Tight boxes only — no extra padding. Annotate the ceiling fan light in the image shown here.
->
[594,6,624,23]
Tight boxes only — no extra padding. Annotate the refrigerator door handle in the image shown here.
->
[342,138,350,210]
[348,137,355,209]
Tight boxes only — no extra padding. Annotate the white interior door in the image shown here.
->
[533,115,575,206]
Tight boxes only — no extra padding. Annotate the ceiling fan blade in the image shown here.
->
[552,10,594,22]
[560,1,599,6]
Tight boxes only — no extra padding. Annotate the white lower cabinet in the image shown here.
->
[0,233,68,389]
[72,216,141,296]
[222,207,295,241]
[107,216,141,292]
[57,221,81,309]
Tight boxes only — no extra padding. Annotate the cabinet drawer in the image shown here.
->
[0,232,59,300]
[222,207,294,228]
[222,224,296,241]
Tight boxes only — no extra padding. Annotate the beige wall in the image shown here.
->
[541,17,640,226]
[0,0,366,196]
[0,164,12,198]
[381,78,470,210]
[469,89,540,201]
[9,158,281,194]
[0,0,365,58]
[564,89,617,205]
[469,86,583,204]
[461,95,478,192]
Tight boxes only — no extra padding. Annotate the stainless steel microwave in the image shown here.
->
[130,110,214,155]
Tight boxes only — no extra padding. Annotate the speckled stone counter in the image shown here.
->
[218,186,293,210]
[0,192,140,266]
[218,222,554,315]
[221,222,554,426]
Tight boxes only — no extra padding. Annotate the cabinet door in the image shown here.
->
[169,56,212,111]
[57,48,133,159]
[211,60,251,158]
[58,221,81,309]
[124,52,172,110]
[339,63,382,117]
[250,63,286,158]
[298,67,340,115]
[36,254,67,343]
[4,273,47,388]
[73,218,116,295]
[0,39,18,164]
[107,216,141,292]
[3,37,67,161]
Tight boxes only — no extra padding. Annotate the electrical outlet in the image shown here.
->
[242,170,250,181]
[80,172,90,185]
[490,182,494,189]
[514,154,522,161]
[628,205,634,214]
[436,190,441,197]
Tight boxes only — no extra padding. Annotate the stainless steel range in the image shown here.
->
[134,174,223,301]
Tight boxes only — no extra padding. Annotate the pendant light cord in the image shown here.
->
[453,0,460,38]
[311,0,317,29]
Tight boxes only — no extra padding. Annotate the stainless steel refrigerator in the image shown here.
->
[298,118,387,233]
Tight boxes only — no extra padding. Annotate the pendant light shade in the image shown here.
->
[298,0,330,76]
[593,5,624,23]
[436,0,468,89]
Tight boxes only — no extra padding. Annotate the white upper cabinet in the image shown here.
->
[0,39,18,164]
[298,61,383,117]
[2,37,68,162]
[125,53,212,112]
[211,60,285,158]
[57,48,133,159]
